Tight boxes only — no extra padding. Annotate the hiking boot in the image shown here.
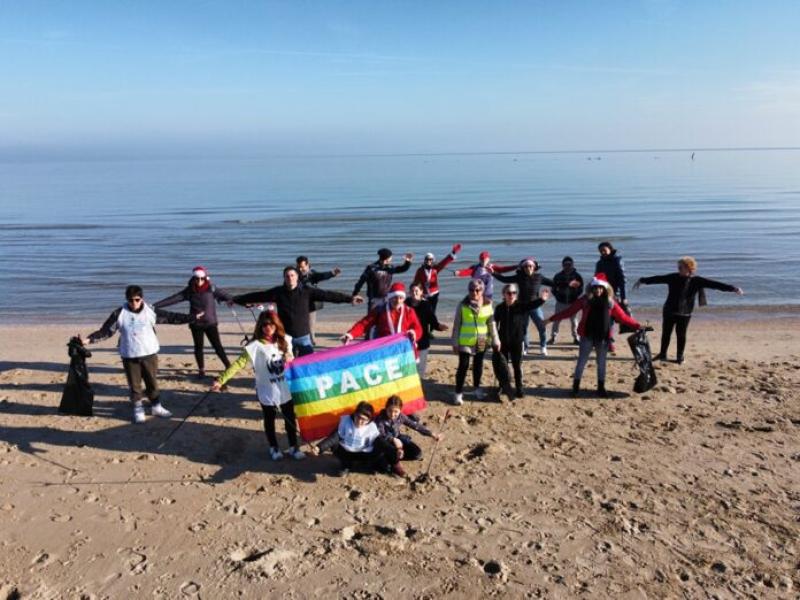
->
[571,379,580,398]
[132,404,146,424]
[473,387,487,400]
[392,463,407,478]
[269,447,283,461]
[151,403,172,418]
[597,381,609,398]
[453,393,464,406]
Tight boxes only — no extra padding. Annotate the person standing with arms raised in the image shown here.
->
[234,266,363,357]
[296,255,342,347]
[549,256,584,345]
[353,248,414,313]
[412,243,461,315]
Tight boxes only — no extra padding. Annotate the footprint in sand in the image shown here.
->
[180,581,201,596]
[118,547,148,575]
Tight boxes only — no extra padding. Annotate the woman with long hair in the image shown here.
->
[211,309,304,460]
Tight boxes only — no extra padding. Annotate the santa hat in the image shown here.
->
[386,282,406,300]
[590,273,611,290]
[479,250,490,261]
[192,266,208,279]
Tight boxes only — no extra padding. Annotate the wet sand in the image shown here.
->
[1,314,798,598]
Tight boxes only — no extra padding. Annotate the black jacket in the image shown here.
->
[596,251,627,302]
[493,268,554,303]
[407,298,442,351]
[154,279,233,327]
[353,260,412,300]
[552,269,584,304]
[494,298,545,349]
[639,273,737,316]
[234,285,353,338]
[299,268,337,312]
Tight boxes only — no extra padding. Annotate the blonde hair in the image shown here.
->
[678,256,697,273]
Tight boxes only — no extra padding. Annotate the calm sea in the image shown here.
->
[1,150,798,323]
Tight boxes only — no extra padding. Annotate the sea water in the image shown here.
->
[1,149,798,322]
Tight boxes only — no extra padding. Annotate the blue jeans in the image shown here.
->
[525,306,547,349]
[574,337,608,382]
[292,334,314,357]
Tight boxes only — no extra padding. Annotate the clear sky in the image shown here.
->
[1,1,798,156]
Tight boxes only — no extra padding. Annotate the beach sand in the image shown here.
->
[1,314,798,598]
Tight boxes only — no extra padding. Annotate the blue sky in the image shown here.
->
[1,1,798,155]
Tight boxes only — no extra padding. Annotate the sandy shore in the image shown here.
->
[1,314,798,598]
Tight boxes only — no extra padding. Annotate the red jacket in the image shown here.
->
[412,253,456,297]
[550,296,640,340]
[348,304,423,355]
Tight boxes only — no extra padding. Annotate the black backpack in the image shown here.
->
[59,337,94,416]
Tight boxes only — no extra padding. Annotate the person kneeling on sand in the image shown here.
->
[81,285,199,424]
[309,402,390,477]
[374,395,442,477]
[211,309,305,461]
[547,274,642,398]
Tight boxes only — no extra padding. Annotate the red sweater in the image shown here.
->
[348,304,423,355]
[550,296,640,340]
[412,253,456,297]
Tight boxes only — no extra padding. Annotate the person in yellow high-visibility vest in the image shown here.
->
[450,279,500,405]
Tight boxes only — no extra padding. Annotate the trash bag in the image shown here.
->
[59,337,94,416]
[627,328,657,393]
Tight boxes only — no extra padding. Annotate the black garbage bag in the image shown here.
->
[627,328,657,393]
[59,336,94,416]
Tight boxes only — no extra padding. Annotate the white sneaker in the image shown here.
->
[540,346,548,357]
[288,448,305,460]
[132,405,146,424]
[453,393,464,406]
[269,447,283,461]
[151,403,172,418]
[474,387,487,400]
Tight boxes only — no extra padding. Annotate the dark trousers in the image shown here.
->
[456,350,486,393]
[494,346,523,392]
[660,311,692,359]
[190,325,231,371]
[428,293,439,315]
[260,402,298,449]
[122,354,159,404]
[381,436,422,464]
[333,444,389,473]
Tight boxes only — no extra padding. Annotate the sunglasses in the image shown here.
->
[128,297,143,302]
[504,291,518,295]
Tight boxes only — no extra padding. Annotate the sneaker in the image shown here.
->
[474,387,487,400]
[676,356,685,365]
[391,463,407,478]
[151,403,172,418]
[453,393,464,406]
[540,346,548,357]
[269,447,283,461]
[288,448,305,460]
[597,382,609,398]
[515,388,524,399]
[132,405,146,424]
[656,353,667,361]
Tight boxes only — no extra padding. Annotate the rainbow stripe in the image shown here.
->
[286,334,426,441]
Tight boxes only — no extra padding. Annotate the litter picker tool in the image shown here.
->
[229,306,252,346]
[155,390,212,450]
[414,409,451,484]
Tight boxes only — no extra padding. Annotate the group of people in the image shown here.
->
[78,243,743,477]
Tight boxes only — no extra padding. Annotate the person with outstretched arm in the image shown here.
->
[634,256,744,364]
[454,250,514,301]
[154,265,234,379]
[234,266,363,357]
[352,248,413,312]
[412,243,461,315]
[81,285,199,424]
[296,255,341,346]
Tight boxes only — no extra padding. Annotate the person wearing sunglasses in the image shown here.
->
[82,285,200,424]
[450,279,500,405]
[493,283,551,400]
[154,266,234,379]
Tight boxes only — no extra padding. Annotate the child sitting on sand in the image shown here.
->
[374,395,442,477]
[310,401,389,476]
[210,310,304,461]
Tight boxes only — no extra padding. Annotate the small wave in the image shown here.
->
[0,223,107,231]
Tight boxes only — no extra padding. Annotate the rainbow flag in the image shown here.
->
[286,334,426,442]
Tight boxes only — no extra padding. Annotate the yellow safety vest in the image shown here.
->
[458,303,493,347]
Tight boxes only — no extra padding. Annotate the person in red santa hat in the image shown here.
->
[154,266,234,379]
[454,250,514,301]
[411,243,461,315]
[547,273,642,398]
[342,282,423,355]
